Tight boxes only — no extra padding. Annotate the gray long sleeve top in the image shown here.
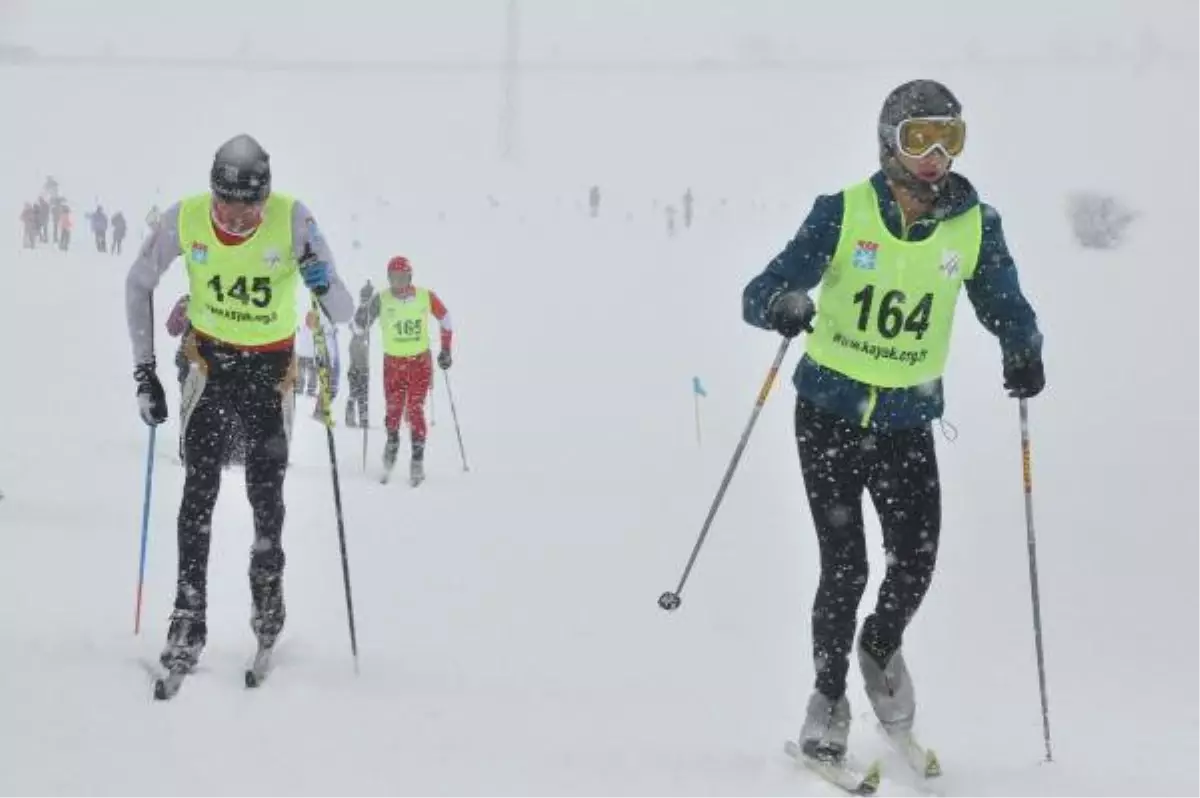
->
[125,198,353,366]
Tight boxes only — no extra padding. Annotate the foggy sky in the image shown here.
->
[4,0,1197,63]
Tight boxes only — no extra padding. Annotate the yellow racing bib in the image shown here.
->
[805,180,982,387]
[178,192,299,346]
[381,287,432,357]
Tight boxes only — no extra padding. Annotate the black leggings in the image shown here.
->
[175,339,292,644]
[795,399,941,700]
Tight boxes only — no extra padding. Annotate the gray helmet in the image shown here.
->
[878,80,962,200]
[211,134,271,203]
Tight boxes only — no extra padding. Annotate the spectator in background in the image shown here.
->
[89,204,108,252]
[20,203,37,249]
[111,211,127,255]
[58,205,73,251]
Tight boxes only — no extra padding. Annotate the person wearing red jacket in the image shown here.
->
[354,255,452,485]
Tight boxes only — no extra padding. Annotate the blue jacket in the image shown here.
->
[743,171,1042,430]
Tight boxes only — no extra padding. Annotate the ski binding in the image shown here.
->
[784,739,881,795]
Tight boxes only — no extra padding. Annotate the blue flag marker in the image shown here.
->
[692,376,707,398]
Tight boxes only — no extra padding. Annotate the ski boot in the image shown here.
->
[798,690,852,764]
[154,609,207,699]
[159,608,206,673]
[410,439,426,487]
[247,545,285,688]
[381,430,400,483]
[858,628,941,778]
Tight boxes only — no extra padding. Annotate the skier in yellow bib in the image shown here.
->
[124,134,354,696]
[743,81,1045,769]
[354,255,454,486]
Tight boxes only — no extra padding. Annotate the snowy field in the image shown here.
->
[1,7,1197,796]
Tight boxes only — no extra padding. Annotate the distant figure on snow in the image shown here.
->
[20,203,38,249]
[111,211,127,255]
[36,196,50,242]
[345,280,375,427]
[58,205,73,251]
[588,184,601,218]
[50,197,66,244]
[89,205,108,252]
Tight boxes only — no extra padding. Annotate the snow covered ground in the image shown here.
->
[1,13,1197,796]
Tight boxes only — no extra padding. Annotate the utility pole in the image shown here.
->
[499,0,520,162]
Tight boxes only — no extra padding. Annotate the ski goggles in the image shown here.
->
[888,116,967,159]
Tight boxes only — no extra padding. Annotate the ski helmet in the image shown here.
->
[210,134,271,203]
[878,80,962,200]
[387,256,412,274]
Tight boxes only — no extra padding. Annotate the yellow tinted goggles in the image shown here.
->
[894,117,966,158]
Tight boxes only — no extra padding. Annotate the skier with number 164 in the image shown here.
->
[742,80,1045,775]
[124,133,353,697]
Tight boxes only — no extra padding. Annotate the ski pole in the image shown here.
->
[659,338,790,612]
[362,415,369,473]
[443,370,469,472]
[1019,398,1053,762]
[134,425,156,634]
[312,296,360,672]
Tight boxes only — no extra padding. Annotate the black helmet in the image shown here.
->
[211,134,271,203]
[878,80,962,199]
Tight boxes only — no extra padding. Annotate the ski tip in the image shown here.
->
[924,749,942,779]
[860,760,882,795]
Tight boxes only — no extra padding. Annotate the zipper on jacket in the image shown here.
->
[861,386,878,428]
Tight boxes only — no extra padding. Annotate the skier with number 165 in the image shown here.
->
[742,80,1046,779]
[354,255,453,486]
[124,133,354,698]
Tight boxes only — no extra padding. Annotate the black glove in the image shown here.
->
[134,360,168,425]
[1003,358,1045,399]
[766,291,816,338]
[437,349,452,370]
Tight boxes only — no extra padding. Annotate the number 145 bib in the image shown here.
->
[805,180,982,388]
[179,192,300,346]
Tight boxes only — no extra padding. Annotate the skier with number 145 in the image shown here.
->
[124,133,354,699]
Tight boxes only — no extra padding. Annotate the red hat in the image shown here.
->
[387,256,412,274]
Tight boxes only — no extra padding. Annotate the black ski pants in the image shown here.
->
[795,399,941,701]
[175,337,292,647]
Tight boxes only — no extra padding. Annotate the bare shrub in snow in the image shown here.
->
[1066,191,1137,250]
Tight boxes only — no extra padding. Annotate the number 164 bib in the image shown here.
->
[805,180,982,388]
